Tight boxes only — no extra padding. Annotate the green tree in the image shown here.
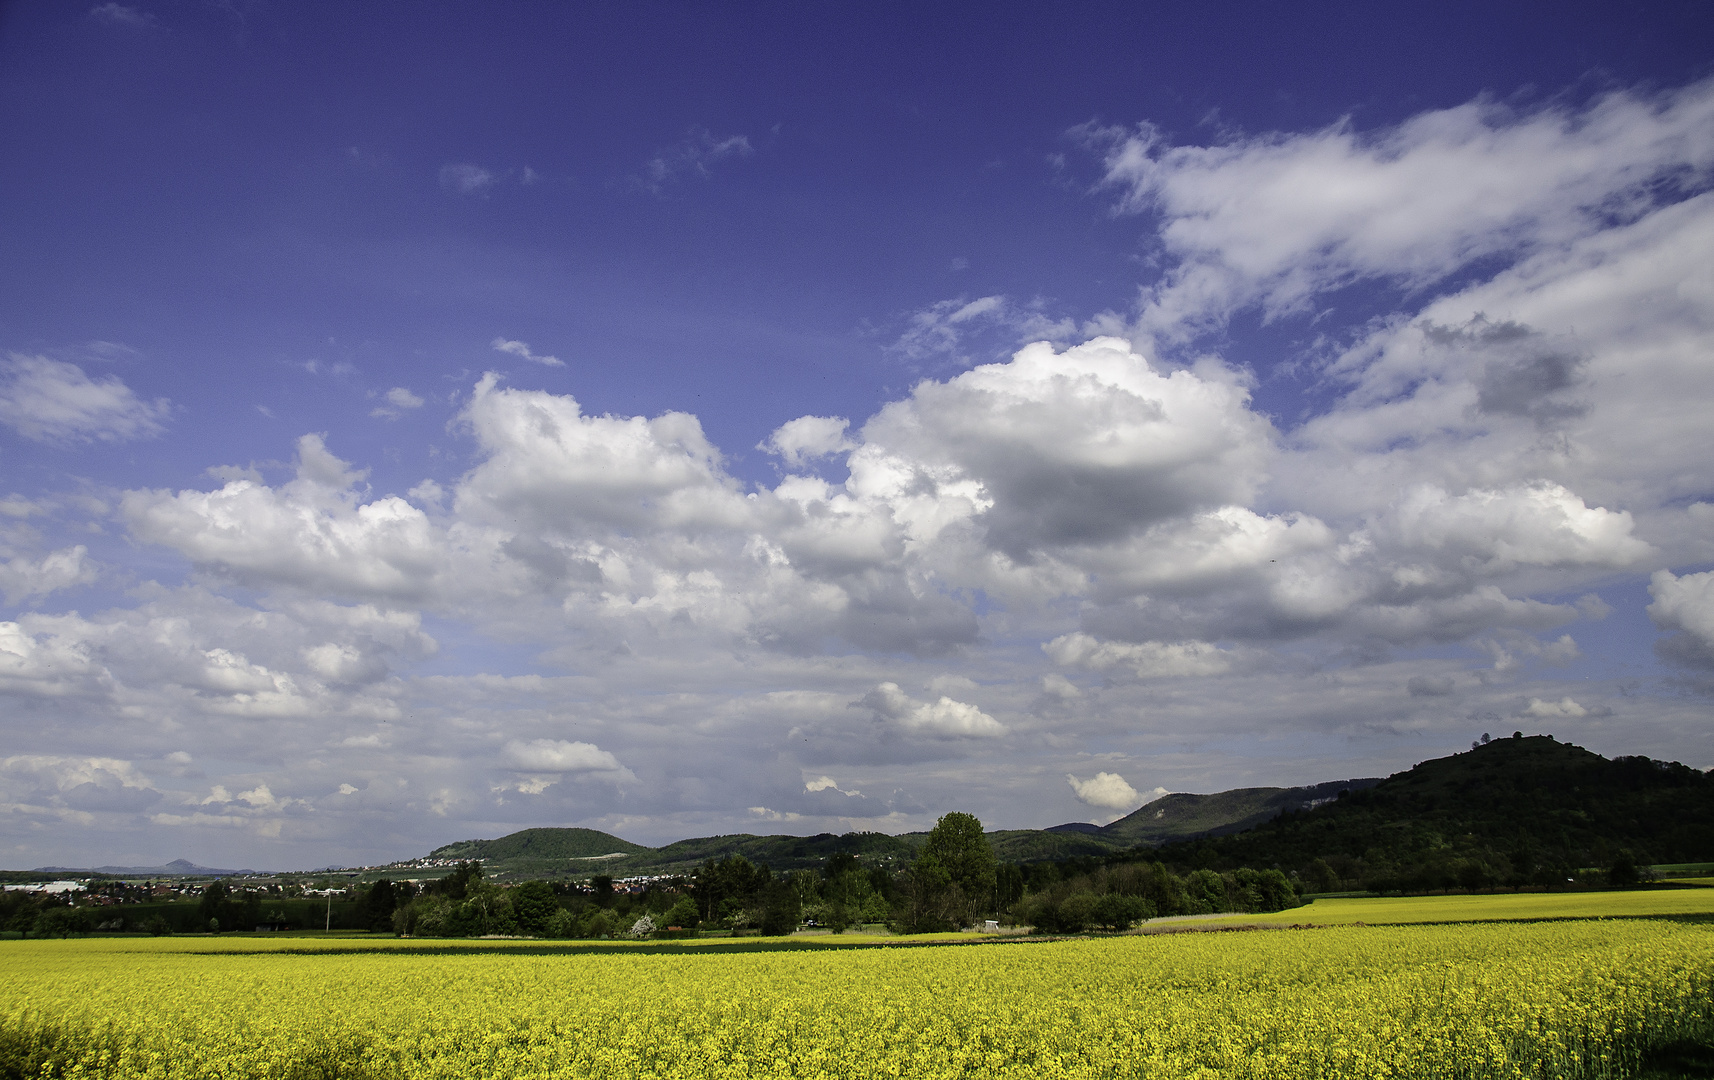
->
[362,879,399,932]
[1183,868,1226,914]
[580,908,615,938]
[451,879,515,936]
[995,863,1026,909]
[435,862,483,900]
[197,881,230,927]
[690,856,769,924]
[896,851,956,933]
[589,875,615,907]
[1607,851,1642,887]
[35,906,92,938]
[759,878,801,936]
[907,812,996,930]
[661,896,699,930]
[1305,859,1341,894]
[510,880,559,935]
[544,908,578,939]
[6,905,39,937]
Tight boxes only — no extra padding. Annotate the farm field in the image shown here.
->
[3,919,1711,1079]
[1148,887,1714,929]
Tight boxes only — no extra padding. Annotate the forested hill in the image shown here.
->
[409,779,1393,878]
[1078,777,1383,847]
[1149,735,1714,891]
[403,737,1710,885]
[419,829,923,879]
[429,828,650,863]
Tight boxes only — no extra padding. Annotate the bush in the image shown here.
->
[661,896,699,931]
[544,908,578,939]
[581,909,615,939]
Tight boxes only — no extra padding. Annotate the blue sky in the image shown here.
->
[2,1,1712,869]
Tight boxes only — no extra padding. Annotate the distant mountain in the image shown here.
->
[29,858,249,877]
[1150,736,1714,889]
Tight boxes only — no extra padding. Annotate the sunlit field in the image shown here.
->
[1148,886,1714,929]
[4,918,1711,1079]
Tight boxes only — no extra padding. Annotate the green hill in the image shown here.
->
[987,828,1128,862]
[429,828,649,863]
[398,737,1709,888]
[634,831,919,875]
[1149,736,1714,891]
[1097,778,1380,846]
[400,780,1359,881]
[413,829,923,880]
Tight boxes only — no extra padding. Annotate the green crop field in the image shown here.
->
[4,917,1712,1079]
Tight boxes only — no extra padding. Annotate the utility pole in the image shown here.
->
[325,889,332,932]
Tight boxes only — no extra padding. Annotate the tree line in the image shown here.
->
[0,812,1312,940]
[371,812,1306,939]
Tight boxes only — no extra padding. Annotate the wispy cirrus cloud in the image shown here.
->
[890,294,1080,367]
[439,163,496,195]
[89,3,155,28]
[491,338,563,367]
[633,129,753,194]
[0,355,170,443]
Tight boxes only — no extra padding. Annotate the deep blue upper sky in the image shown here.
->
[6,0,1710,494]
[2,1,1712,866]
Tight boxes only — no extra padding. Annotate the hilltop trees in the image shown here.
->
[1147,737,1714,892]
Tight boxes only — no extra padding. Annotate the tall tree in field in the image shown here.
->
[924,812,996,915]
[899,812,996,932]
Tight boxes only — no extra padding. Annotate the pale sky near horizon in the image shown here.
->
[2,0,1713,869]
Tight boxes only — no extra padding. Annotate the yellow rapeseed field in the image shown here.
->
[2,919,1710,1079]
[1148,886,1714,928]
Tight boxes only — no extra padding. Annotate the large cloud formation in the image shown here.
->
[4,77,1713,866]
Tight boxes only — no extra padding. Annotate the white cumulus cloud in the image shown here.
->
[760,415,855,469]
[0,546,98,605]
[1067,771,1143,811]
[854,682,1005,738]
[502,738,626,774]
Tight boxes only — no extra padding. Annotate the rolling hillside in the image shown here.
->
[1094,778,1381,846]
[429,828,650,863]
[395,737,1711,886]
[1151,735,1714,889]
[401,781,1378,878]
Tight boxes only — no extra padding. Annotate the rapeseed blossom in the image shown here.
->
[1,920,1709,1078]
